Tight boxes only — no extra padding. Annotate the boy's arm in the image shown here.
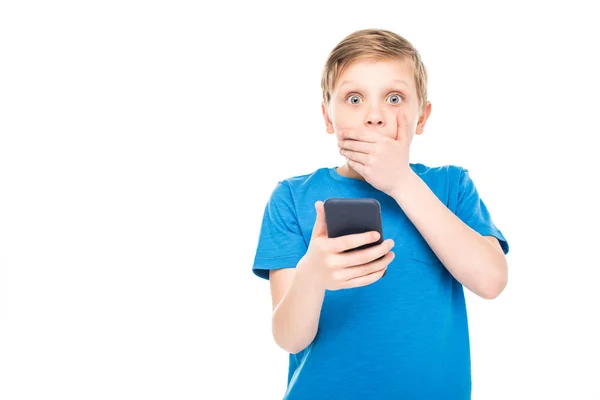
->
[390,171,508,299]
[269,266,326,355]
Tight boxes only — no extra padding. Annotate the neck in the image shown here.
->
[336,162,365,181]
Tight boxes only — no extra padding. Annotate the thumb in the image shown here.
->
[395,108,408,142]
[311,201,328,238]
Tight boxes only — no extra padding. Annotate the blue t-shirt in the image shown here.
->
[252,163,509,400]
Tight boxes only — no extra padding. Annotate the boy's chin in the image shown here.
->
[339,163,366,180]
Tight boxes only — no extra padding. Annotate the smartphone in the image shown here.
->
[323,198,384,252]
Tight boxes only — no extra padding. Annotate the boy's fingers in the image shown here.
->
[311,201,327,238]
[330,231,381,253]
[395,109,409,142]
[338,139,372,154]
[338,263,388,289]
[345,251,394,278]
[340,128,380,143]
[339,239,393,267]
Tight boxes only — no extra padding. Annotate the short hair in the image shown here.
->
[321,29,428,112]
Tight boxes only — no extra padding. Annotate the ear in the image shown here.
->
[322,103,335,134]
[415,102,432,135]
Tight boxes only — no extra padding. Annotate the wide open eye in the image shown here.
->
[346,94,361,105]
[387,94,403,104]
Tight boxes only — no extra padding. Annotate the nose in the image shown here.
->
[366,118,384,127]
[365,107,384,128]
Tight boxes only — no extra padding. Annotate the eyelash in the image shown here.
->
[345,92,404,105]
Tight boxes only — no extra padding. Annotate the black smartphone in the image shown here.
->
[323,198,384,252]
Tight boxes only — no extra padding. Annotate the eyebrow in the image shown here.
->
[337,79,410,89]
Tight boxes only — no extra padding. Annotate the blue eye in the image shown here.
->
[388,94,402,104]
[347,95,361,104]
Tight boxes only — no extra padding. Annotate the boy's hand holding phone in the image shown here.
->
[296,201,395,291]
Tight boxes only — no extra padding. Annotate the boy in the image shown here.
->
[251,28,509,400]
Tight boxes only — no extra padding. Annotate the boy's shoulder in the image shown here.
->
[279,167,331,185]
[412,163,480,194]
[263,167,333,208]
[272,167,334,194]
[410,162,474,200]
[410,162,467,178]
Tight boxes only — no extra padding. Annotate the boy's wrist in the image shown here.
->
[295,258,327,294]
[389,168,419,200]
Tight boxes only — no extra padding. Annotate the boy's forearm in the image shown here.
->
[272,265,326,354]
[390,171,508,299]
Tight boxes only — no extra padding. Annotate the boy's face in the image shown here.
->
[322,58,431,143]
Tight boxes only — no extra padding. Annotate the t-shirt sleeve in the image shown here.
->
[455,167,509,254]
[252,181,309,280]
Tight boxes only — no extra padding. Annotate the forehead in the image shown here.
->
[334,58,415,92]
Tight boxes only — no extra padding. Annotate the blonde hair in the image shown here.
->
[321,29,428,112]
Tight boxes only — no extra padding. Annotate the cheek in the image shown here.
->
[403,110,419,132]
[331,103,356,121]
[407,118,417,132]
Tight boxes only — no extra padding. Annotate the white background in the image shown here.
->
[1,1,599,399]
